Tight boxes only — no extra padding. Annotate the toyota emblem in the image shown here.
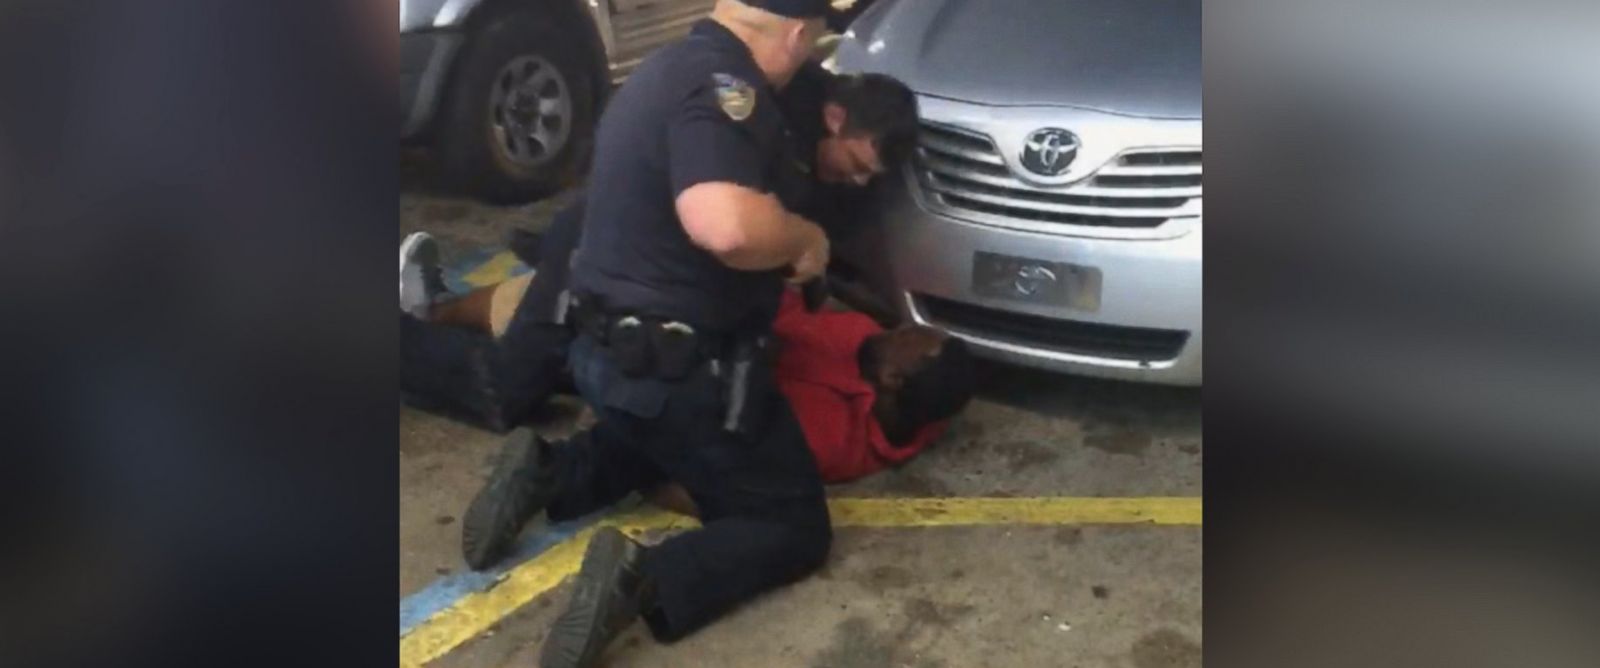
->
[1020,128,1080,177]
[1013,264,1058,297]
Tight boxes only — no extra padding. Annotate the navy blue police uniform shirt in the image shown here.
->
[777,63,826,211]
[780,63,829,156]
[570,20,810,333]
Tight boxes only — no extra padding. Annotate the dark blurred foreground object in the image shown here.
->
[1205,1,1600,667]
[2,1,396,667]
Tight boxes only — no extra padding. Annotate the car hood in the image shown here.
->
[835,0,1200,119]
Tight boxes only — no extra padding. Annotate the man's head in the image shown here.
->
[816,73,919,186]
[859,326,976,445]
[713,0,830,87]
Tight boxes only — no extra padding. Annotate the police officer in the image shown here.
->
[778,60,918,240]
[476,2,846,666]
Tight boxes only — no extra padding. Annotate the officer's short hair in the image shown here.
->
[825,72,919,168]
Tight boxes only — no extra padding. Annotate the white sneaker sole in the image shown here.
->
[399,231,433,303]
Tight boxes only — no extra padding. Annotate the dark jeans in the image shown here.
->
[547,334,832,641]
[398,295,572,432]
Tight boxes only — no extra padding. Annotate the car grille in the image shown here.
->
[916,294,1189,362]
[915,123,1202,229]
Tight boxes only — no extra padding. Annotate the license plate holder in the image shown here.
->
[971,252,1101,311]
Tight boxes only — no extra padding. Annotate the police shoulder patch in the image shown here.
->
[712,72,755,122]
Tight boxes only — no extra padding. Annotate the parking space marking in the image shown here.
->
[401,509,695,668]
[459,250,525,288]
[400,506,616,636]
[829,496,1200,527]
[399,496,1201,667]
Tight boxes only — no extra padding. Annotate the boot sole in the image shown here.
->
[460,428,541,570]
[539,527,638,668]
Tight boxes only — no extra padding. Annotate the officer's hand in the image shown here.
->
[788,220,830,284]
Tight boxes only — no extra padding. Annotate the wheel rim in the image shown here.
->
[487,55,574,169]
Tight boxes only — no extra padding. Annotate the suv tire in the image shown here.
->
[434,9,596,204]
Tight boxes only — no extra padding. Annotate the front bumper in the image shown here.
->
[842,175,1203,386]
[400,30,463,139]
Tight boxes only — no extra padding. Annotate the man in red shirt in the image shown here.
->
[770,288,969,482]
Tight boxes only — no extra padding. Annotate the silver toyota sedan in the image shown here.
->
[832,0,1202,385]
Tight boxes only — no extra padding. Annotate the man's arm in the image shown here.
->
[677,182,825,272]
[668,75,827,277]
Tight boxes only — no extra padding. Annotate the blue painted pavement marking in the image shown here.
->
[442,247,511,294]
[399,500,641,636]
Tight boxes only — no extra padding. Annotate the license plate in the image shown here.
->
[971,252,1101,311]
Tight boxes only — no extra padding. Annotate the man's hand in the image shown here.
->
[788,220,830,284]
[678,182,823,272]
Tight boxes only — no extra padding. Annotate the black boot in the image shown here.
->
[538,527,655,668]
[460,428,563,570]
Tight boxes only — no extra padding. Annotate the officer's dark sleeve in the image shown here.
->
[791,62,834,94]
[504,195,585,324]
[667,83,771,196]
[508,195,584,275]
[538,198,585,273]
[805,181,879,241]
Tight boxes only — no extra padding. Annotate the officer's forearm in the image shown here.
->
[677,182,817,271]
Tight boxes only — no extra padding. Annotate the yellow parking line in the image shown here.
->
[461,250,522,288]
[399,496,1200,667]
[827,496,1201,527]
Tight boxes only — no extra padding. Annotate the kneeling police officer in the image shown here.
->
[458,1,856,666]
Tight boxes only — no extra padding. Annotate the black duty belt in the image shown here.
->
[570,294,778,435]
[568,295,742,380]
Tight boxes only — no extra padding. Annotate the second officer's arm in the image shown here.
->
[669,78,826,274]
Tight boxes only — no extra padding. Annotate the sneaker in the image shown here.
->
[399,231,448,319]
[539,527,655,668]
[460,428,563,570]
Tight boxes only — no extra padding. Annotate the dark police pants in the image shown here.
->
[546,333,832,641]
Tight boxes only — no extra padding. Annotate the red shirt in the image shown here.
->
[772,290,947,483]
